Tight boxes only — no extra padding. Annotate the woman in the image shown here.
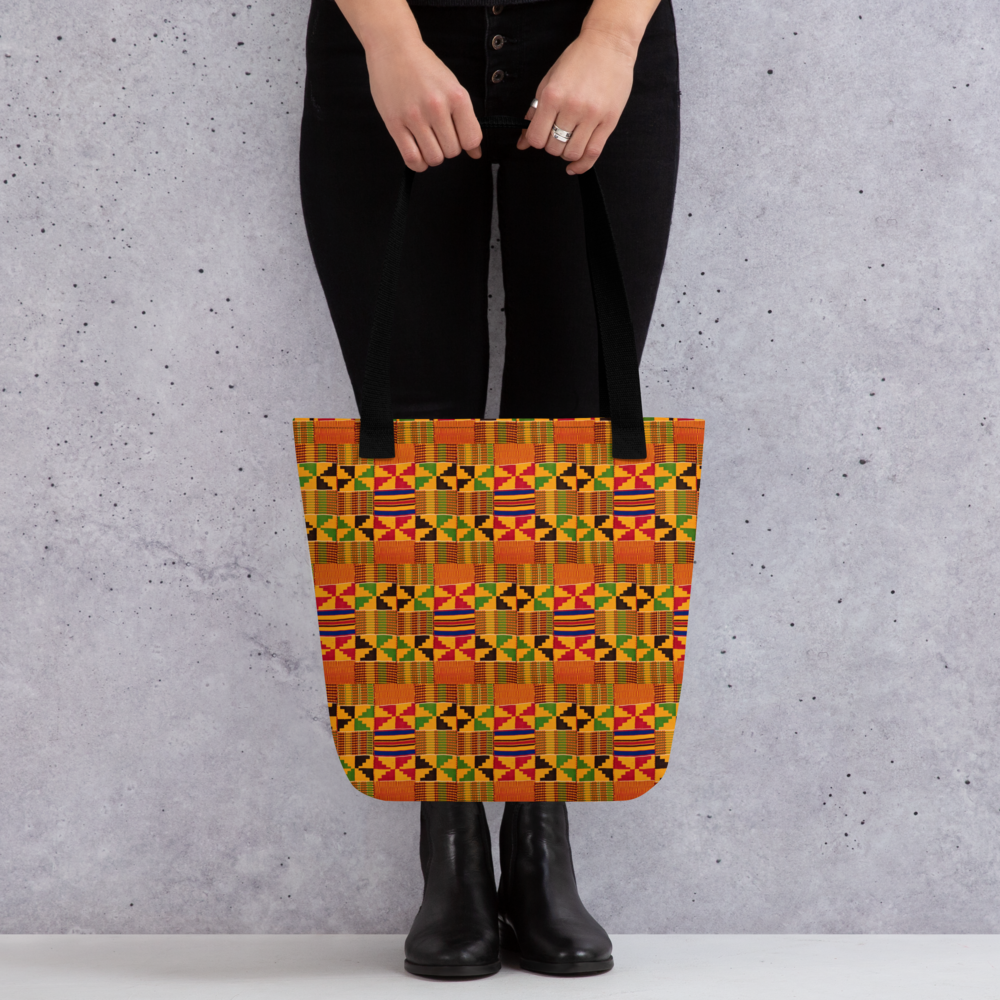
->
[299,0,680,979]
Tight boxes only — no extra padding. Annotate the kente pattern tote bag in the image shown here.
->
[295,147,703,802]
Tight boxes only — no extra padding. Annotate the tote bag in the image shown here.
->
[295,140,703,802]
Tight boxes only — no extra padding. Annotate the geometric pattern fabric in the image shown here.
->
[294,416,703,802]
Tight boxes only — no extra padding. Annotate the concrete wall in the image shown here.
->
[2,0,998,933]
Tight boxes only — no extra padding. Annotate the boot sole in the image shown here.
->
[508,952,614,976]
[404,959,501,978]
[500,927,613,976]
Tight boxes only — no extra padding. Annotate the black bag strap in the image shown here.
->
[358,116,647,460]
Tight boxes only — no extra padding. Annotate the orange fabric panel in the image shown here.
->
[554,662,596,683]
[493,443,536,464]
[614,541,655,564]
[552,420,596,443]
[373,541,415,564]
[494,540,535,564]
[435,564,477,583]
[313,419,357,444]
[373,684,416,705]
[313,564,356,584]
[324,662,355,684]
[493,684,535,705]
[433,663,475,684]
[554,564,596,584]
[433,419,477,443]
[494,782,537,801]
[613,684,656,705]
[673,420,705,444]
[376,782,416,801]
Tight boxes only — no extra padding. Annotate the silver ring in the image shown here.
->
[530,98,539,109]
[551,124,572,143]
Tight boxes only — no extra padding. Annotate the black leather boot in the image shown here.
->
[498,802,613,975]
[403,802,500,978]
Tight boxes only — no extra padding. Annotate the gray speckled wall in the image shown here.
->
[2,0,998,934]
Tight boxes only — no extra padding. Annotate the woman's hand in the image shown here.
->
[518,30,635,175]
[519,1,660,174]
[335,0,482,172]
[366,38,483,172]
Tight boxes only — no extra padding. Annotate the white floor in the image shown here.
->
[1,935,997,1000]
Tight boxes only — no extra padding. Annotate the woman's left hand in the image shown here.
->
[517,27,638,175]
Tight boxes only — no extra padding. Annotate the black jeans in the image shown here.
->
[299,0,680,419]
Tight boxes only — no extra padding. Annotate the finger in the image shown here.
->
[428,107,464,160]
[565,119,615,175]
[559,118,595,164]
[452,97,484,159]
[524,96,558,150]
[544,116,581,158]
[517,100,538,150]
[410,122,446,168]
[392,126,429,172]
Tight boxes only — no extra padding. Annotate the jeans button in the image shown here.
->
[491,34,505,51]
[491,69,505,84]
[492,5,504,14]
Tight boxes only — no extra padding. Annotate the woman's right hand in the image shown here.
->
[364,35,482,172]
[335,0,481,171]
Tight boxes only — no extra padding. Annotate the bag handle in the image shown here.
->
[358,115,647,460]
